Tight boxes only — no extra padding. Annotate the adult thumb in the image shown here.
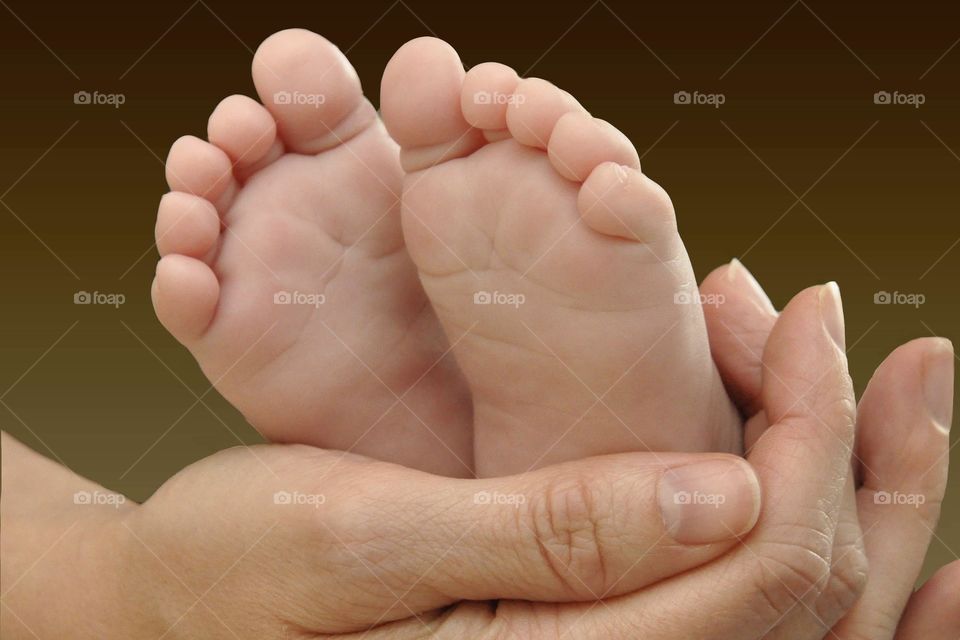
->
[321,449,761,611]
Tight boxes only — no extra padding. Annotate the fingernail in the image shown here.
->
[819,282,845,352]
[923,338,954,433]
[658,458,761,544]
[727,258,776,315]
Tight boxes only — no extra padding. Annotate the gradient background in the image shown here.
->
[1,0,957,582]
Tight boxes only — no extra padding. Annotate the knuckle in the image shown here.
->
[750,530,834,619]
[526,473,612,598]
[821,394,857,436]
[818,541,869,621]
[789,386,857,446]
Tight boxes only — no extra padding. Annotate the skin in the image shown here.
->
[0,434,760,638]
[380,36,740,475]
[3,278,954,638]
[154,29,741,481]
[153,29,474,477]
[7,28,953,640]
[699,260,956,638]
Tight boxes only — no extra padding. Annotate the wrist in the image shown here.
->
[0,433,152,638]
[1,503,153,639]
[60,507,166,639]
[98,506,174,639]
[1,434,165,639]
[110,503,199,640]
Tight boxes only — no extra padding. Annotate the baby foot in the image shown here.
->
[381,38,741,476]
[152,30,472,476]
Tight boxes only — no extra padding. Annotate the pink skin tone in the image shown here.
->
[154,29,739,480]
[135,28,957,636]
[700,260,955,638]
[2,275,953,638]
[381,37,740,475]
[152,30,473,477]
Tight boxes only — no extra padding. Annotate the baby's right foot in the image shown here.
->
[381,38,741,476]
[153,30,472,476]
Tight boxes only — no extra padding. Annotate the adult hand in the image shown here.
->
[1,430,762,639]
[1,278,860,639]
[700,259,957,639]
[5,277,949,639]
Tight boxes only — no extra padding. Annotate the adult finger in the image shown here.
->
[522,284,858,638]
[128,444,761,634]
[713,277,866,639]
[700,258,778,416]
[766,469,866,638]
[894,561,960,640]
[703,268,953,638]
[831,338,954,639]
[310,448,762,619]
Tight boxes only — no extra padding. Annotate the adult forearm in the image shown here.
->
[1,432,151,639]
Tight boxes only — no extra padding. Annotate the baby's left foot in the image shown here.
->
[382,38,741,476]
[152,30,472,476]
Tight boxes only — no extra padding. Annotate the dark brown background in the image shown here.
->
[1,0,957,581]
